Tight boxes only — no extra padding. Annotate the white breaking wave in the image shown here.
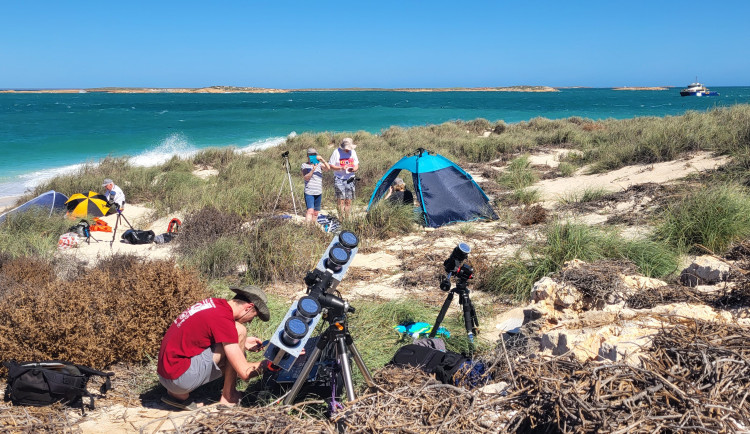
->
[0,132,296,199]
[129,133,198,167]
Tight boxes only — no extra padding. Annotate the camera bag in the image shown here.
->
[3,360,114,412]
[389,344,489,388]
[121,229,155,244]
[68,220,90,239]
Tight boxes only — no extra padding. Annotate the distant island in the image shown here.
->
[0,85,559,94]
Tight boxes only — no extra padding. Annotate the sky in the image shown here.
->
[2,0,748,89]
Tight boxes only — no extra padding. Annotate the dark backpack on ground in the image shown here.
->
[3,360,114,412]
[389,344,490,388]
[121,229,155,244]
[68,220,90,238]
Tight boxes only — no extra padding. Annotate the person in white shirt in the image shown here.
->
[102,178,126,214]
[328,138,359,219]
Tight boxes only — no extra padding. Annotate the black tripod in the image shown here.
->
[429,243,479,348]
[283,304,375,405]
[110,209,135,247]
[272,151,300,216]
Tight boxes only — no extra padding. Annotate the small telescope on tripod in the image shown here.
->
[262,231,375,405]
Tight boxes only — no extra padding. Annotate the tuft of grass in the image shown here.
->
[653,184,750,254]
[0,209,72,259]
[509,188,541,205]
[344,202,419,242]
[244,219,328,283]
[498,155,538,189]
[560,187,610,204]
[557,162,576,177]
[480,221,680,301]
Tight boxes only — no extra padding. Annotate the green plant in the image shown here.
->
[653,183,750,254]
[0,210,72,259]
[343,202,419,242]
[560,187,609,204]
[509,188,541,205]
[498,155,538,189]
[557,162,576,177]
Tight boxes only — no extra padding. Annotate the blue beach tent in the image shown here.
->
[0,190,69,225]
[367,150,498,228]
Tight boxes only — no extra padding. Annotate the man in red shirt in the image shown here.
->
[157,285,270,410]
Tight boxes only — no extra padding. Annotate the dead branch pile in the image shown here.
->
[503,318,750,433]
[172,319,749,433]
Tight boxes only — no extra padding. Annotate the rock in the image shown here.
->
[621,275,668,291]
[530,276,558,302]
[680,255,730,287]
[479,381,509,395]
[494,307,526,333]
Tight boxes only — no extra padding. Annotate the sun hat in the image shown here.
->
[307,148,318,155]
[229,285,270,322]
[393,177,405,186]
[340,138,356,151]
[102,178,113,187]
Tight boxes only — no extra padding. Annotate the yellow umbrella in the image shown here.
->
[65,191,110,217]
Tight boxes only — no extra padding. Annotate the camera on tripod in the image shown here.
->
[431,242,479,346]
[280,150,290,158]
[440,243,471,291]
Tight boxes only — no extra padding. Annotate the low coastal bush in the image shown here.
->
[498,155,538,189]
[481,222,679,300]
[244,219,328,283]
[560,187,609,204]
[654,183,750,254]
[176,206,247,279]
[344,202,420,242]
[0,209,71,259]
[0,255,208,368]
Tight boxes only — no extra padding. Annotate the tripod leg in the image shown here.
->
[283,342,326,405]
[118,213,135,230]
[110,214,120,246]
[429,291,454,338]
[347,342,375,388]
[336,335,356,401]
[284,159,299,216]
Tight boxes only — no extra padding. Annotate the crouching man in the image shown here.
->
[157,285,270,410]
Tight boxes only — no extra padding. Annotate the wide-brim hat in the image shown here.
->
[340,138,356,151]
[229,285,270,322]
[307,147,318,155]
[102,178,113,187]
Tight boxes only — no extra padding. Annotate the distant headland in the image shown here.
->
[0,85,560,94]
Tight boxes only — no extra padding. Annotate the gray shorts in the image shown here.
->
[334,177,355,200]
[158,346,223,395]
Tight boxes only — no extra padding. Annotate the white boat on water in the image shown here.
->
[680,81,719,97]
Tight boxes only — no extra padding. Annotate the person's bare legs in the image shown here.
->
[305,208,315,222]
[337,198,346,219]
[213,322,247,405]
[343,199,352,218]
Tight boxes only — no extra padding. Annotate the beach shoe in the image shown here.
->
[161,395,201,411]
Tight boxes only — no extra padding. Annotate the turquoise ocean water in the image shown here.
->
[2,87,750,197]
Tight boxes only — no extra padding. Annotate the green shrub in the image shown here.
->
[244,219,328,283]
[557,162,576,177]
[560,187,609,204]
[653,184,750,254]
[509,188,541,205]
[498,155,538,189]
[0,210,72,259]
[344,202,419,242]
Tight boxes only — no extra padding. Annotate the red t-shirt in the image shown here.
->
[157,298,238,379]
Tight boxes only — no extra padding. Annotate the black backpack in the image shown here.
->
[121,229,155,244]
[3,360,114,412]
[389,344,469,385]
[68,220,90,238]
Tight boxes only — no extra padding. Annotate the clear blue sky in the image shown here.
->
[2,0,748,89]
